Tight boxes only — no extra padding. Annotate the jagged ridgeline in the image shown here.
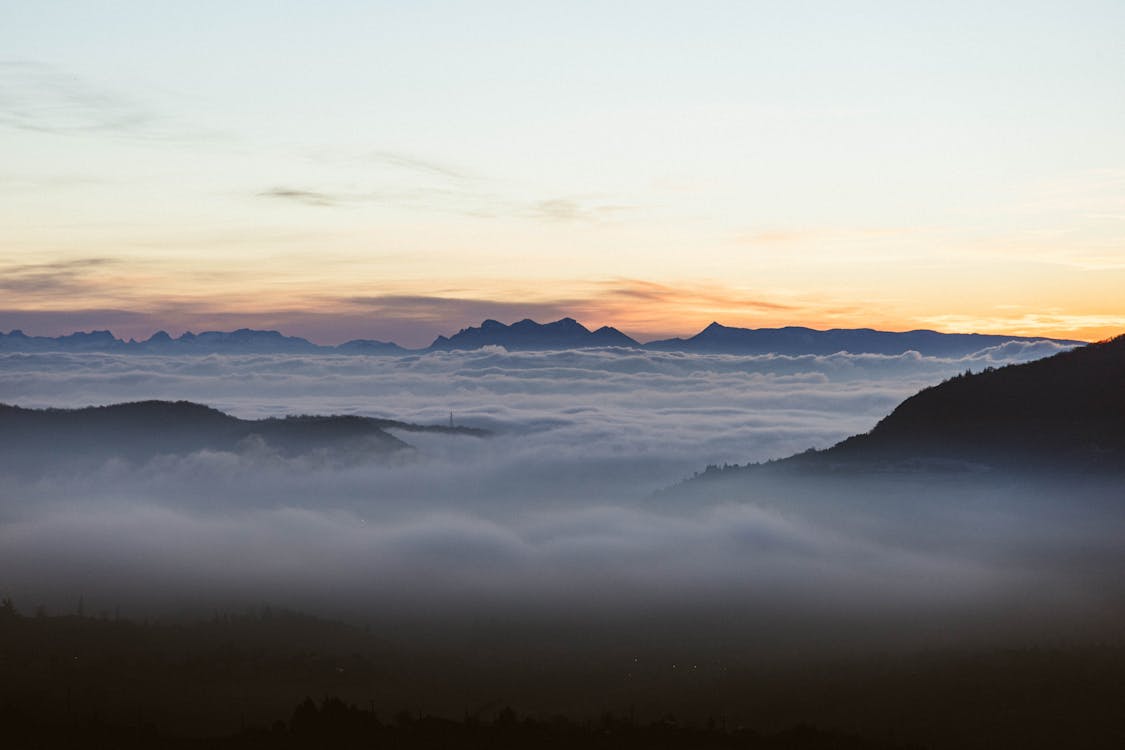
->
[0,318,1081,356]
[0,401,488,475]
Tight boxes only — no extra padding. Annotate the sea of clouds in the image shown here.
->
[3,339,1122,654]
[0,339,1074,493]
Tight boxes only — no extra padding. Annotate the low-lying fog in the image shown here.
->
[3,339,1123,657]
[0,339,1072,492]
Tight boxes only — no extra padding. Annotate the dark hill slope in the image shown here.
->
[791,334,1125,473]
[0,401,486,474]
[686,334,1125,483]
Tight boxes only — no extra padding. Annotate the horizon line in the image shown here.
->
[0,316,1094,349]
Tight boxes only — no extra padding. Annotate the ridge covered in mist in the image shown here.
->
[691,333,1125,480]
[0,318,1082,357]
[0,400,487,475]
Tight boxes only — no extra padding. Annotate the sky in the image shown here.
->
[1,1,1124,347]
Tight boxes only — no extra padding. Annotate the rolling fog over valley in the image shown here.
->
[0,338,1072,494]
[6,3,1125,745]
[5,337,1123,659]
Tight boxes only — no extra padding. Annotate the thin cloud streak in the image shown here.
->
[256,182,633,225]
[597,279,796,311]
[0,60,150,135]
[522,198,632,223]
[342,294,580,327]
[257,187,340,207]
[369,150,473,181]
[0,59,223,144]
[734,227,912,246]
[920,312,1124,342]
[0,257,122,298]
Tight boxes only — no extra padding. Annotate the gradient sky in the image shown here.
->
[2,1,1123,346]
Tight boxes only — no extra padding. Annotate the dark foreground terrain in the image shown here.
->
[3,603,1125,749]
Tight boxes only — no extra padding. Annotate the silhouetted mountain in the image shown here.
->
[153,328,324,353]
[0,400,487,474]
[0,328,406,355]
[645,322,1082,357]
[0,329,123,352]
[335,338,409,354]
[428,317,640,351]
[1,321,1081,357]
[691,334,1125,479]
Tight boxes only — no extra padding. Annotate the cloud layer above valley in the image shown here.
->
[3,339,1121,654]
[0,339,1073,486]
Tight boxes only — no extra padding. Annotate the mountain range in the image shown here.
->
[0,328,408,355]
[0,318,1083,357]
[643,322,1079,357]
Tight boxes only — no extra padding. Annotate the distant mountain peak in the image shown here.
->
[645,324,1082,357]
[428,317,638,351]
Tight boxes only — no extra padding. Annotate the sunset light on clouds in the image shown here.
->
[7,6,1125,745]
[2,1,1123,346]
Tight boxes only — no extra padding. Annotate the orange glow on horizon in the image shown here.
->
[2,272,1118,347]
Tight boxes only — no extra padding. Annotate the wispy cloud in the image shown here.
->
[597,279,795,312]
[0,60,150,136]
[0,174,109,192]
[733,226,911,246]
[955,231,1125,271]
[256,182,633,225]
[256,185,473,211]
[257,187,342,207]
[341,294,581,326]
[0,59,223,144]
[304,147,474,183]
[522,198,631,223]
[369,150,473,181]
[919,312,1118,341]
[264,145,630,223]
[0,257,120,297]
